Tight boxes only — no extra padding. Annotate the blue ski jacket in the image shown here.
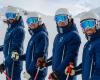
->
[26,24,49,79]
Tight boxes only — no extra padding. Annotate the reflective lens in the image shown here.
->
[55,15,68,23]
[27,17,38,25]
[81,19,96,29]
[6,13,16,20]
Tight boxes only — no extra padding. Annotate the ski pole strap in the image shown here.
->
[37,67,46,71]
[34,67,40,80]
[0,66,11,80]
[66,73,70,80]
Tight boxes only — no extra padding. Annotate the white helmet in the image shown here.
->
[27,12,41,18]
[80,11,99,21]
[4,6,20,20]
[80,11,100,30]
[26,11,42,23]
[5,6,19,14]
[55,8,71,17]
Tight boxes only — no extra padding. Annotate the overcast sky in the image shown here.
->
[0,0,100,16]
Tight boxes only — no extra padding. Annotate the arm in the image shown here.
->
[54,33,81,75]
[46,57,52,67]
[28,34,49,72]
[5,28,25,66]
[74,63,82,75]
[35,35,49,58]
[19,54,26,61]
[83,43,99,80]
[0,45,4,51]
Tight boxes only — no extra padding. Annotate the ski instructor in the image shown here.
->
[0,6,25,80]
[46,8,81,80]
[25,12,49,80]
[75,11,100,80]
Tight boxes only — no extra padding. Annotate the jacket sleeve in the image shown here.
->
[5,28,25,66]
[54,33,81,75]
[83,43,99,80]
[9,28,25,54]
[47,57,52,67]
[0,45,4,51]
[19,54,26,61]
[35,34,49,59]
[74,63,82,75]
[27,34,49,73]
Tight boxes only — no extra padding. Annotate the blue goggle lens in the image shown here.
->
[81,19,96,29]
[55,15,68,23]
[27,17,38,25]
[6,13,16,20]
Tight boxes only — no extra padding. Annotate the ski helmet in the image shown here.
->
[55,8,71,18]
[80,11,100,30]
[4,6,20,20]
[54,8,72,23]
[26,12,42,24]
[55,8,71,16]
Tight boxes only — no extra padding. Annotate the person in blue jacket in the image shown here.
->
[73,11,100,80]
[45,8,81,80]
[25,12,49,80]
[0,6,25,80]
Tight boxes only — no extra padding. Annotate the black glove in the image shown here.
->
[48,72,59,80]
[0,63,5,74]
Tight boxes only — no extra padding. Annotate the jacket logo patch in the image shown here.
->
[59,37,63,42]
[88,44,92,51]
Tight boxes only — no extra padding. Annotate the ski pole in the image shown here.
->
[11,61,14,80]
[66,73,70,80]
[34,67,40,80]
[11,51,19,80]
[0,66,11,80]
[34,67,46,80]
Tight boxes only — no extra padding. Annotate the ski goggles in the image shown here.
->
[80,19,96,29]
[6,12,17,20]
[27,17,39,25]
[55,15,68,23]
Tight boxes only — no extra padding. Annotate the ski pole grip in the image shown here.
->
[67,62,73,74]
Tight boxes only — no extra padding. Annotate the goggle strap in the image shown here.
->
[80,18,96,23]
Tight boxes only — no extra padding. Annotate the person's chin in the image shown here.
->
[86,31,94,35]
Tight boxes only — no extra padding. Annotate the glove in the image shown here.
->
[48,72,59,80]
[65,62,75,76]
[3,19,17,24]
[36,57,47,68]
[3,19,9,23]
[11,51,19,61]
[23,71,31,80]
[0,63,5,74]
